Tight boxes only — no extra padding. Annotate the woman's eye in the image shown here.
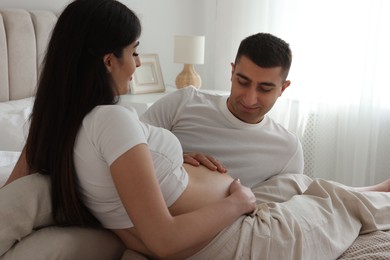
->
[133,52,139,57]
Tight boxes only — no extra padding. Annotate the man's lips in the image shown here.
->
[239,102,259,113]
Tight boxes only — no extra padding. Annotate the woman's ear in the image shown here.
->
[103,53,113,72]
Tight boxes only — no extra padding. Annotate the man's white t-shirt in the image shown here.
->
[74,105,188,229]
[141,86,304,188]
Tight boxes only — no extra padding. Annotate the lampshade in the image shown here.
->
[174,35,205,64]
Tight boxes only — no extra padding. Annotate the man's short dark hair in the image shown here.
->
[234,33,292,81]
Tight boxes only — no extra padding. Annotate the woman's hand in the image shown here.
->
[183,152,227,174]
[228,178,256,215]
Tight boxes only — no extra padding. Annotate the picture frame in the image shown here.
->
[129,53,166,94]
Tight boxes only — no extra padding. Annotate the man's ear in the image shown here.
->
[103,53,113,72]
[280,80,291,96]
[230,62,235,81]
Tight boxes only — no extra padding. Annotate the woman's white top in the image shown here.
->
[74,105,188,229]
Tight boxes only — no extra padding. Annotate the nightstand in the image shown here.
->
[119,87,176,116]
[118,86,229,116]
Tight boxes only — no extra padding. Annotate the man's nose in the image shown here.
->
[242,87,257,106]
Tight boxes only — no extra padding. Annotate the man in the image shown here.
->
[141,33,303,188]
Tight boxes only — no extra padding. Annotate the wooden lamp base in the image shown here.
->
[175,64,201,89]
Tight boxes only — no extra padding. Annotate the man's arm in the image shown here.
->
[140,89,183,129]
[282,137,304,175]
[141,87,227,173]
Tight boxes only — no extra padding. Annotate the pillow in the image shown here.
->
[0,174,125,258]
[0,151,21,167]
[121,249,149,260]
[2,226,125,260]
[0,173,53,255]
[0,98,34,151]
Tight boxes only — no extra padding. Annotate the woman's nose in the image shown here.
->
[135,56,141,67]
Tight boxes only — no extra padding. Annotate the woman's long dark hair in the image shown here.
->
[25,0,141,227]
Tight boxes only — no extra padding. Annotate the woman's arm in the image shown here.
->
[110,144,255,258]
[3,147,31,187]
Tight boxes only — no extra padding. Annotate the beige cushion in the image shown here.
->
[121,249,148,260]
[0,174,53,255]
[0,174,125,259]
[3,226,125,260]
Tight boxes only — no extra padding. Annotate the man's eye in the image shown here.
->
[258,86,273,92]
[237,78,249,86]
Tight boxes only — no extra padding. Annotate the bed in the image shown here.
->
[0,7,390,260]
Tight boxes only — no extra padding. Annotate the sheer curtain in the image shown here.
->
[213,0,390,185]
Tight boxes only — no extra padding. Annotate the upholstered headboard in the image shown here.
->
[0,9,57,102]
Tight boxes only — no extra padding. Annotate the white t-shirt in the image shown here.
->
[74,105,188,229]
[141,86,304,188]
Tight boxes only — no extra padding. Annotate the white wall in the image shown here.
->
[1,0,220,89]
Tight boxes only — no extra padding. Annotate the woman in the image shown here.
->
[6,0,390,259]
[6,0,254,258]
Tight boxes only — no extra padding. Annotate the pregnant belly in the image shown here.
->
[168,163,234,216]
[114,164,235,258]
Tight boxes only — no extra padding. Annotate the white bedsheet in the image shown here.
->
[0,97,33,152]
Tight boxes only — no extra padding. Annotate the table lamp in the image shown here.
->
[174,35,205,89]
